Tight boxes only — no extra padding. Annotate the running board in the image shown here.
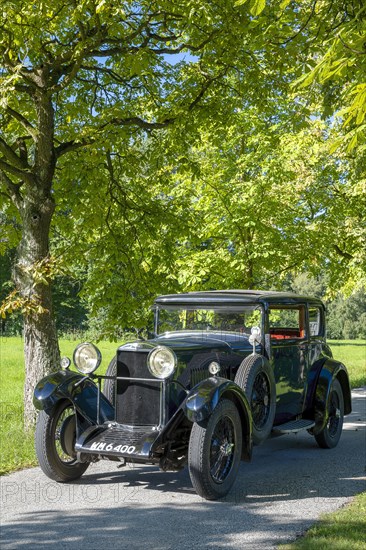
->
[273,419,315,434]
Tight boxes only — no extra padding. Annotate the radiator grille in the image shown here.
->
[190,366,210,387]
[116,350,161,426]
[99,426,149,445]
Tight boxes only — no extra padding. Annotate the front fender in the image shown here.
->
[312,359,352,435]
[33,370,115,425]
[183,376,253,461]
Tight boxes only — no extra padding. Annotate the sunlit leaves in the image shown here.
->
[235,0,266,16]
[287,1,366,150]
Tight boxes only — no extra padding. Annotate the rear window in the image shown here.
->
[269,306,306,340]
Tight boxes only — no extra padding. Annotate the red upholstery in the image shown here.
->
[270,328,301,340]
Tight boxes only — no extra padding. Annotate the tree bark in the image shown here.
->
[23,299,60,429]
[12,86,61,430]
[15,193,60,430]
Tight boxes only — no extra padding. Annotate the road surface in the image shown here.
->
[1,388,365,549]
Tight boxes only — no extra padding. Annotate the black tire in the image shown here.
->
[103,356,117,405]
[234,354,276,445]
[314,378,344,449]
[35,400,89,482]
[188,398,242,500]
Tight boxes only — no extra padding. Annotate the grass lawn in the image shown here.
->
[279,492,366,550]
[328,340,366,389]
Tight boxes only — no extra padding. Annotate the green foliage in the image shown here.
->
[0,0,365,339]
[0,249,88,336]
[235,0,267,16]
[165,115,365,295]
[0,0,297,333]
[327,290,366,340]
[288,0,366,150]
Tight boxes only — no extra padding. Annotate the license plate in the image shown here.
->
[89,441,136,454]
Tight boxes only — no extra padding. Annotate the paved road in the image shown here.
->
[1,388,365,550]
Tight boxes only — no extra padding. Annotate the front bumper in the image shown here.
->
[75,423,161,461]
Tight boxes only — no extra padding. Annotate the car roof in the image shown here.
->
[154,290,324,308]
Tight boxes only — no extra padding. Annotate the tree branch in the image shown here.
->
[0,137,30,169]
[57,66,227,157]
[0,158,34,185]
[90,29,218,57]
[0,170,23,208]
[189,69,227,111]
[103,116,175,131]
[338,34,366,56]
[271,0,318,46]
[334,244,353,260]
[55,138,95,158]
[16,137,29,165]
[6,106,38,141]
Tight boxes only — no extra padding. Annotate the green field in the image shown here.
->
[328,340,366,389]
[0,337,365,475]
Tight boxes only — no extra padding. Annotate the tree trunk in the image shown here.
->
[14,86,60,431]
[23,299,60,429]
[15,193,60,430]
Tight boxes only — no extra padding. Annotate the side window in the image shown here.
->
[309,307,324,337]
[269,306,306,340]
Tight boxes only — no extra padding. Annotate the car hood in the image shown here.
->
[119,331,252,354]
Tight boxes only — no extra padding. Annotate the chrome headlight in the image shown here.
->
[148,346,177,379]
[73,343,102,375]
[60,357,71,370]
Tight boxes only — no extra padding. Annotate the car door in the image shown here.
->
[268,305,309,422]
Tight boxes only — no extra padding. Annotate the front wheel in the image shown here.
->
[314,379,344,449]
[35,400,89,482]
[188,399,242,500]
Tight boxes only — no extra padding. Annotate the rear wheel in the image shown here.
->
[188,399,242,500]
[35,400,89,482]
[314,379,344,449]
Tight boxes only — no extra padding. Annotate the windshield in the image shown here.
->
[155,306,262,336]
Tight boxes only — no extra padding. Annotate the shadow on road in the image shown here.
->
[1,391,365,550]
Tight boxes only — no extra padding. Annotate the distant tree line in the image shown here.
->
[0,250,87,337]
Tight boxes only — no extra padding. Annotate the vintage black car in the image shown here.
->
[34,290,352,500]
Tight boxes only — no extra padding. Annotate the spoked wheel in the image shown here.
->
[188,399,242,500]
[315,379,344,449]
[234,354,276,444]
[251,371,271,431]
[210,415,236,483]
[35,400,89,482]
